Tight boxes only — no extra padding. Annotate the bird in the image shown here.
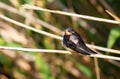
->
[62,27,97,55]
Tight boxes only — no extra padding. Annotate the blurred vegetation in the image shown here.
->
[0,0,120,79]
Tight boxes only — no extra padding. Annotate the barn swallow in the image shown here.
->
[63,27,97,55]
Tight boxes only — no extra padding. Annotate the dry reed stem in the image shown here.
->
[86,44,120,54]
[106,10,120,21]
[22,4,120,24]
[94,58,100,79]
[0,46,120,61]
[0,14,62,40]
[0,46,71,54]
[89,54,120,61]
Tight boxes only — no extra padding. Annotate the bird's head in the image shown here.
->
[65,27,75,35]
